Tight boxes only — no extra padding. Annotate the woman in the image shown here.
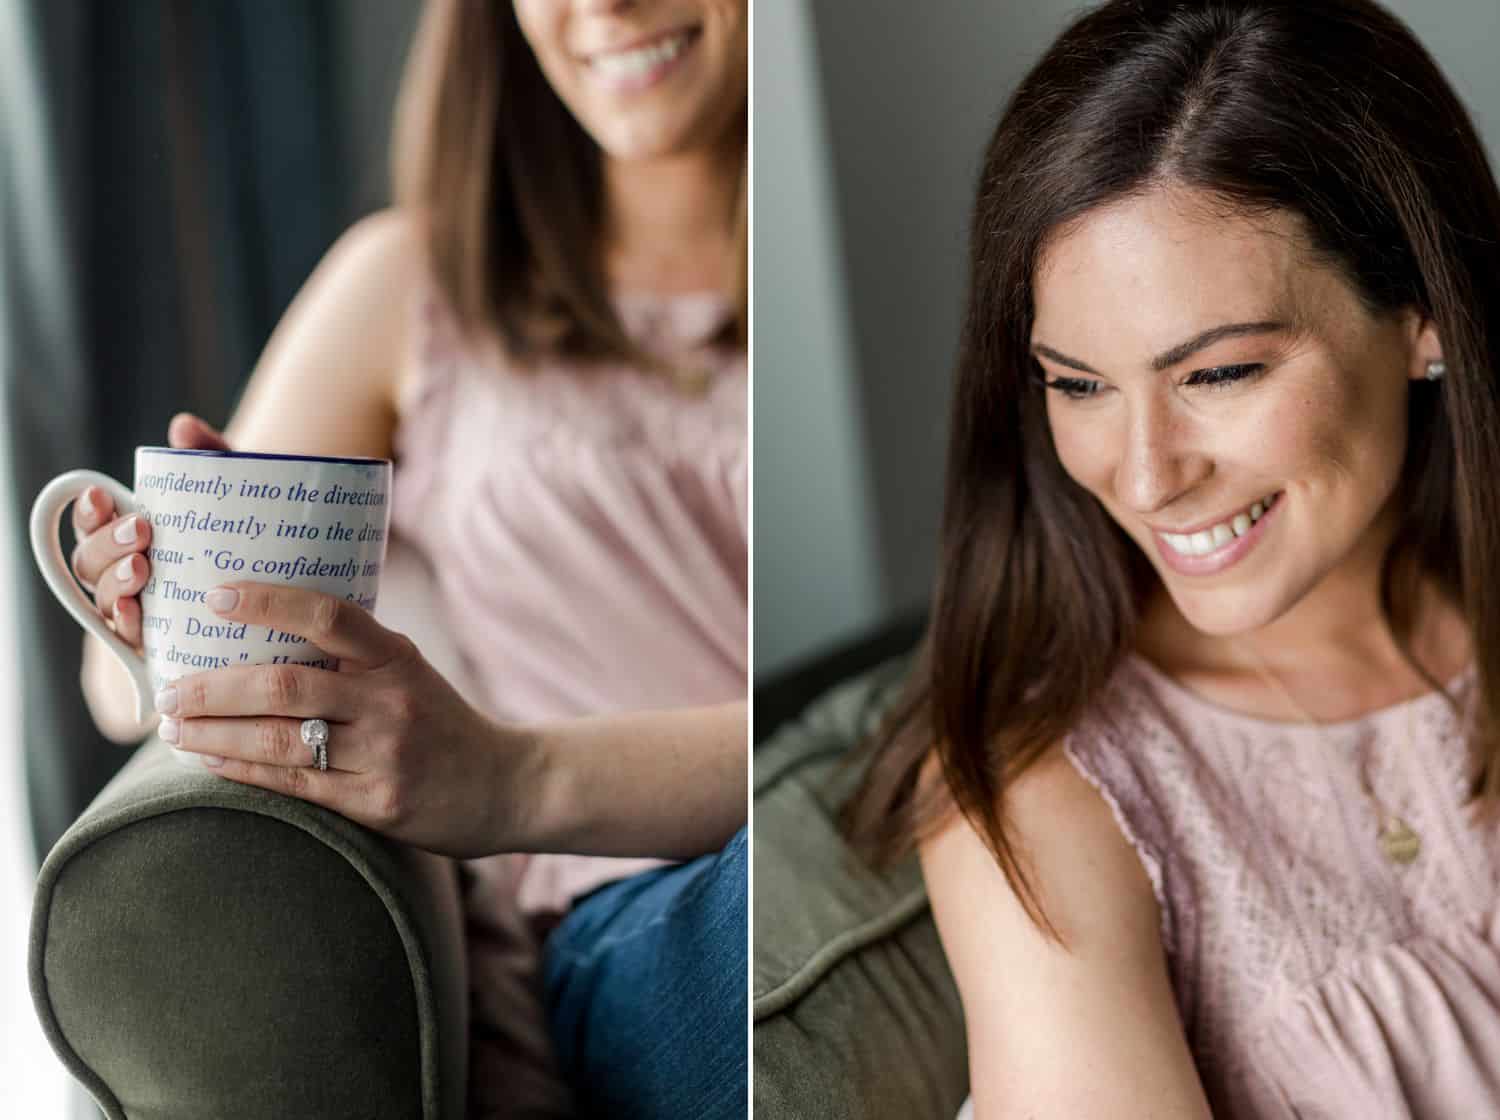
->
[846,1,1500,1116]
[69,2,746,1117]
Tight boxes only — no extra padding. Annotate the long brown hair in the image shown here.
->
[845,0,1500,944]
[390,0,747,366]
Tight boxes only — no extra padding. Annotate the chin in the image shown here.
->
[1162,577,1292,639]
[591,111,710,161]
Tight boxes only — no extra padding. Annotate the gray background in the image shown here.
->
[753,0,1500,680]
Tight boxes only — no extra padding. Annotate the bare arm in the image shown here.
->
[79,209,747,860]
[81,209,419,739]
[505,699,746,858]
[921,746,1212,1120]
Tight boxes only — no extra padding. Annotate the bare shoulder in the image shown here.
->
[920,743,1209,1119]
[322,208,430,411]
[223,208,427,460]
[920,742,1162,963]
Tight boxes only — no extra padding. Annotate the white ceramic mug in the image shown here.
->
[31,447,393,756]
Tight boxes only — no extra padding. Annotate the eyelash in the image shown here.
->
[1041,363,1265,401]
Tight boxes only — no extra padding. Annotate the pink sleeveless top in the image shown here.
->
[1062,653,1500,1118]
[389,286,745,916]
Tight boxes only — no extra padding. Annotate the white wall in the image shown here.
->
[751,0,882,679]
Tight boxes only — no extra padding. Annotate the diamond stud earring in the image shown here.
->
[1425,360,1447,381]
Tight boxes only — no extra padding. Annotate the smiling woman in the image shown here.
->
[841,1,1500,1117]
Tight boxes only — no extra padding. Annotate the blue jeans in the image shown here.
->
[542,827,747,1120]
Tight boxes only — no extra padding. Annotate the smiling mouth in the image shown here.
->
[585,27,700,82]
[1158,491,1283,558]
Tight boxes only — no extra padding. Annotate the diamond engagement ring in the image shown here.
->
[300,719,330,771]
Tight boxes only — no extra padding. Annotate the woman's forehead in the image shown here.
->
[1030,190,1346,355]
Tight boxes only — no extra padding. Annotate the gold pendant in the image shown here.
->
[1379,816,1421,865]
[671,364,713,396]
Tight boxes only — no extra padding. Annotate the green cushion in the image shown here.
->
[29,736,468,1119]
[753,657,968,1120]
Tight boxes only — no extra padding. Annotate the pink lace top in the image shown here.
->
[1057,652,1500,1118]
[389,286,745,916]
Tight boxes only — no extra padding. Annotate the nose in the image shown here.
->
[1111,393,1210,515]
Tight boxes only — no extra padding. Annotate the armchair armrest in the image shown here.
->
[29,734,469,1119]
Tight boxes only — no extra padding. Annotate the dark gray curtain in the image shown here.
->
[3,0,346,874]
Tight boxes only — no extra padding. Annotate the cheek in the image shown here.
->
[1283,369,1402,483]
[1046,404,1115,492]
[514,3,576,93]
[512,1,557,54]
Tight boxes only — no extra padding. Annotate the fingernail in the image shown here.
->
[201,754,224,769]
[116,555,135,581]
[207,587,239,613]
[113,517,138,545]
[77,490,95,522]
[154,687,178,715]
[158,717,179,743]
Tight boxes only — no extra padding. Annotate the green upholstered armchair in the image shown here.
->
[753,624,970,1120]
[29,536,473,1119]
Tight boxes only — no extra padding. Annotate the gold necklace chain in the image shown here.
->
[1236,641,1422,866]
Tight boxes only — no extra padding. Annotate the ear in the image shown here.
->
[1404,310,1445,382]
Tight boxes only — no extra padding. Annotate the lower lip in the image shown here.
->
[587,31,699,95]
[1153,492,1284,577]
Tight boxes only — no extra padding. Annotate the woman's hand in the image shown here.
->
[70,412,231,652]
[156,581,532,860]
[70,484,153,653]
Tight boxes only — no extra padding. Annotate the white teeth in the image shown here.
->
[590,31,691,79]
[1161,492,1280,559]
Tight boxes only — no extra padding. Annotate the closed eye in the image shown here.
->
[1041,363,1265,401]
[1042,375,1107,401]
[1184,363,1264,390]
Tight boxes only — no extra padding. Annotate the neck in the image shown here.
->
[600,131,742,294]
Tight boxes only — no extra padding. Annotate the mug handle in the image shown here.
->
[29,469,155,725]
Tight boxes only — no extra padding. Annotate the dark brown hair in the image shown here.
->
[845,0,1500,943]
[391,0,747,367]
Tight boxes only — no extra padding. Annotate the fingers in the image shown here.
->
[112,594,144,650]
[71,484,114,543]
[209,583,408,666]
[95,549,150,617]
[163,714,362,773]
[70,495,152,600]
[168,412,232,451]
[163,661,368,723]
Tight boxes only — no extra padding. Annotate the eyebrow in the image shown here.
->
[1031,320,1291,375]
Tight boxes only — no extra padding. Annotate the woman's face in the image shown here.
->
[1031,186,1441,638]
[513,0,746,161]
